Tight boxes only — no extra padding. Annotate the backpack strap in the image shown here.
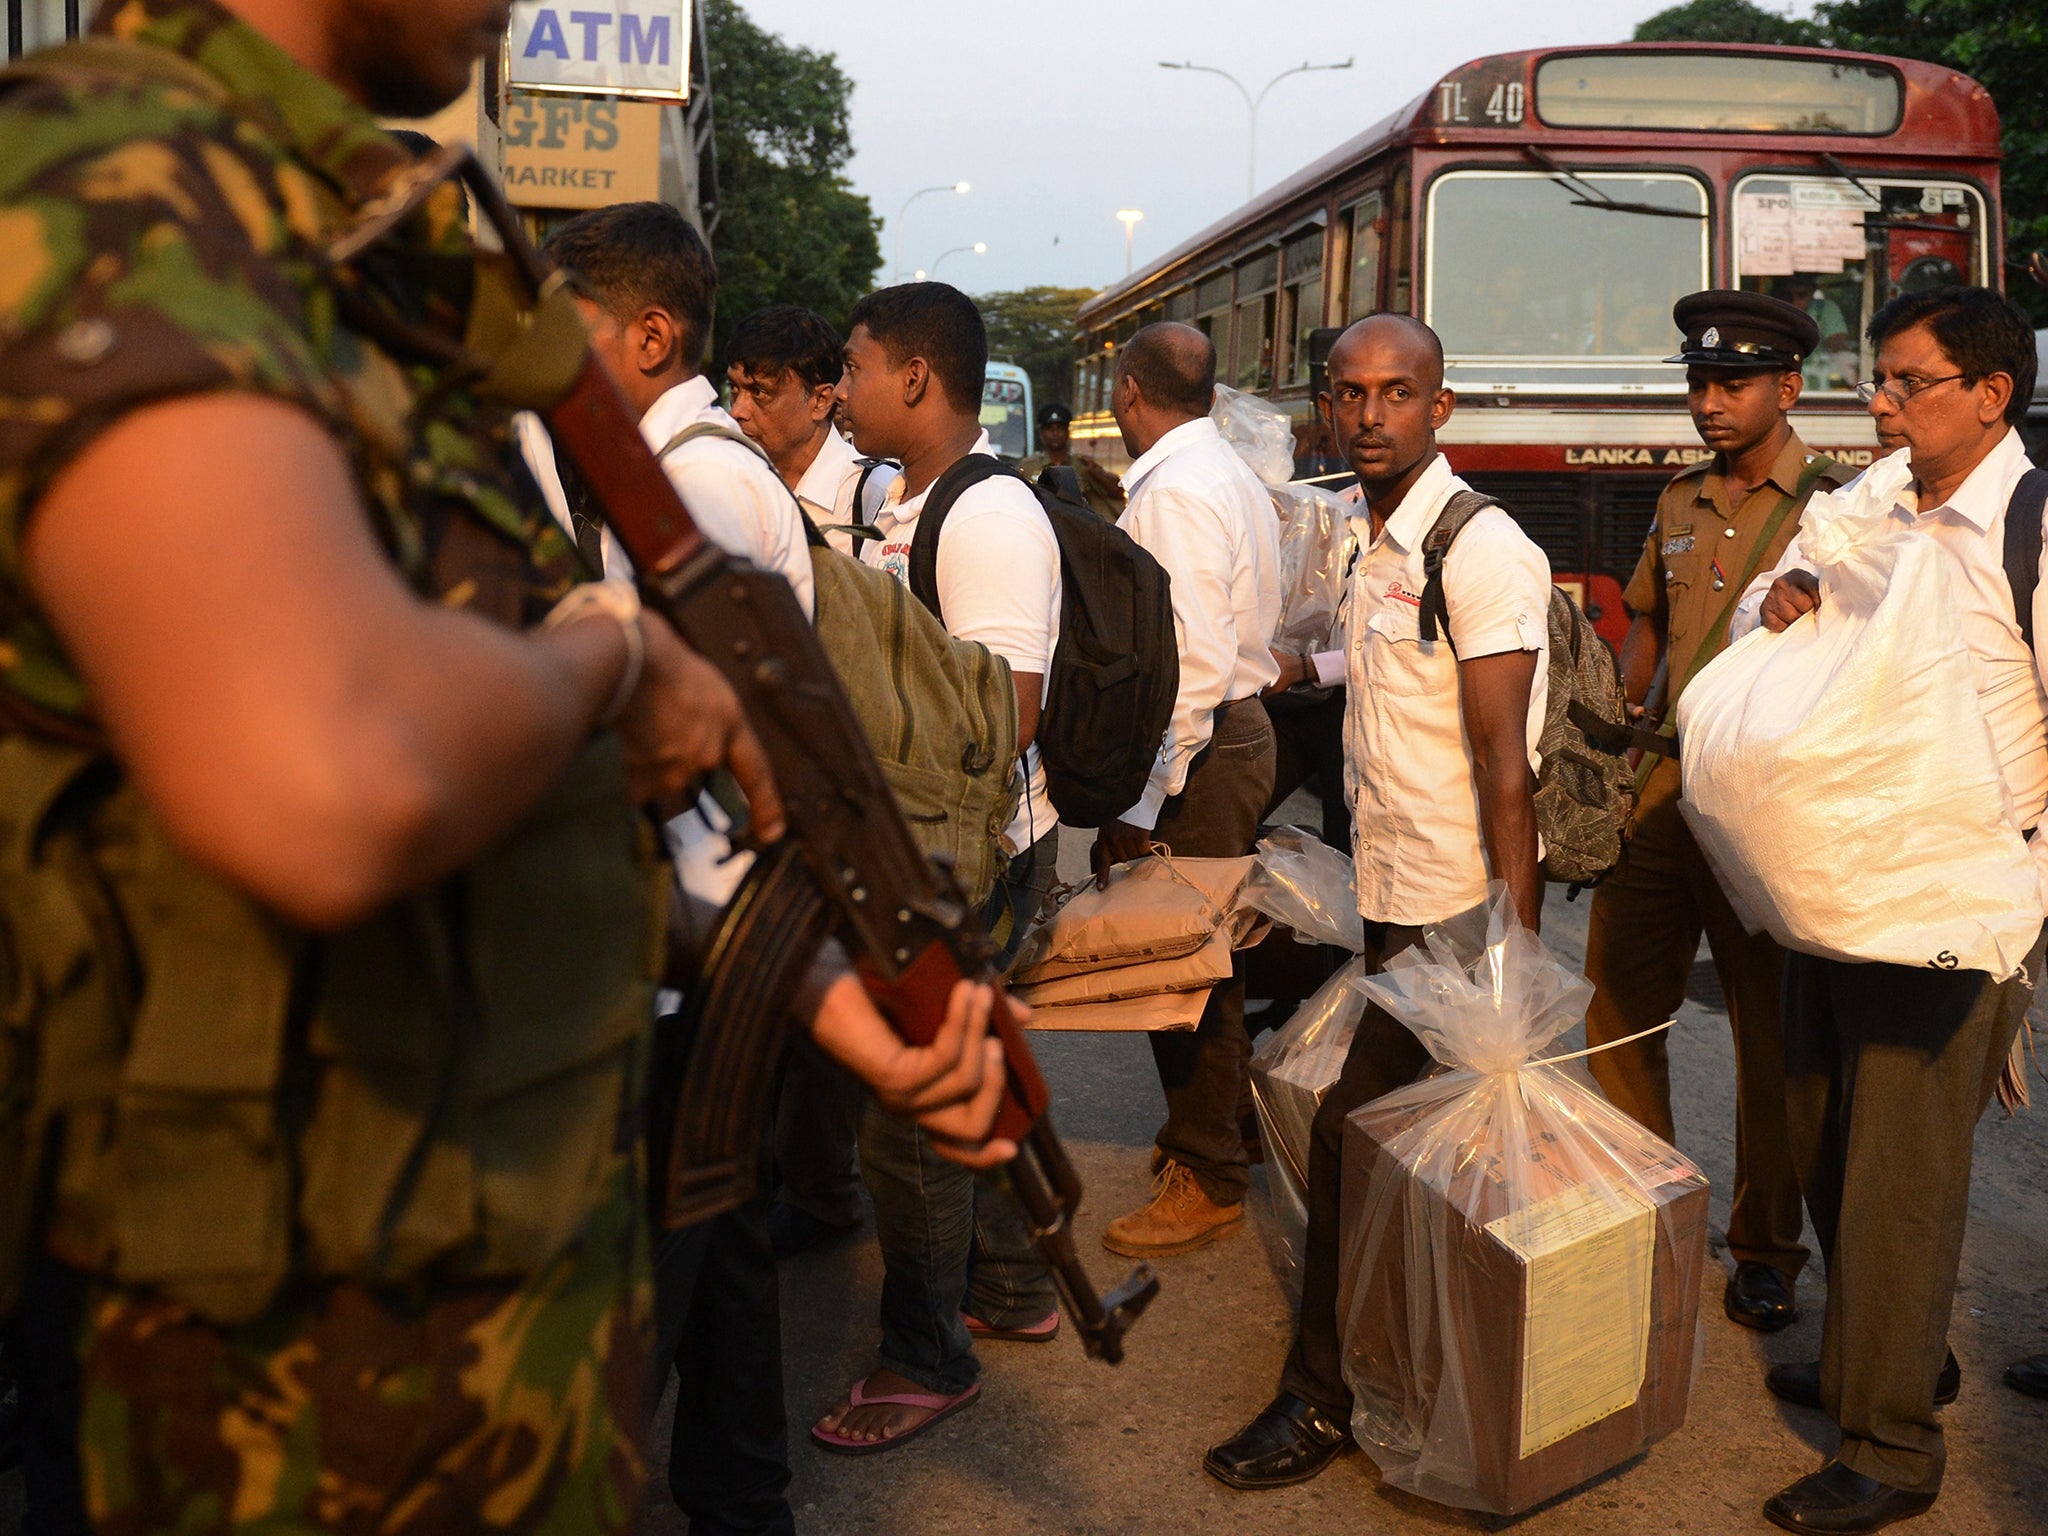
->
[906,454,1019,621]
[2003,467,2048,652]
[654,418,837,551]
[1415,490,1503,650]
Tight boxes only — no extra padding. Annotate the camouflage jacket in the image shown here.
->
[0,0,658,1326]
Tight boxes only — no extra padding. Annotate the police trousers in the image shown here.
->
[1583,756,1808,1279]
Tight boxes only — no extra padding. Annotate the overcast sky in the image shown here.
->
[736,0,1818,295]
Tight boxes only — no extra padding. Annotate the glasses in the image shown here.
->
[1854,373,1965,408]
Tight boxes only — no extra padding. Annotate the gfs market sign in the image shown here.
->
[508,2,692,100]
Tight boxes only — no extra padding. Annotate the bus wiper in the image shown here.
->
[1522,147,1706,221]
[1815,153,1955,235]
[1820,154,1883,210]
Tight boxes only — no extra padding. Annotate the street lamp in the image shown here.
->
[1116,208,1144,276]
[1158,58,1354,200]
[893,181,970,281]
[929,241,987,280]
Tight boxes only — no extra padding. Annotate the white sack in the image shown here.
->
[1677,449,2044,976]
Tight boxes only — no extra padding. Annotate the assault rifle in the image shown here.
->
[327,148,1157,1363]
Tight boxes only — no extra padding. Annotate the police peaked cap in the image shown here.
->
[1037,401,1074,427]
[1666,289,1820,370]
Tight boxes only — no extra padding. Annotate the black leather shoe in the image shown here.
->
[1203,1393,1351,1490]
[1763,1460,1936,1533]
[2005,1352,2048,1400]
[766,1202,861,1261]
[1725,1261,1800,1332]
[1766,1352,1959,1412]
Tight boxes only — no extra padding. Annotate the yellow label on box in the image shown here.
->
[1487,1179,1654,1459]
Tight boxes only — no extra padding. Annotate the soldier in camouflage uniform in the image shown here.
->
[0,2,1009,1531]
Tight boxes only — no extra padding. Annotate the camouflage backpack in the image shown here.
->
[1417,491,1635,890]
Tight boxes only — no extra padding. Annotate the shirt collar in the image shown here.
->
[1367,454,1456,552]
[1121,415,1220,494]
[1903,427,2028,532]
[101,0,419,217]
[793,425,857,508]
[637,374,722,450]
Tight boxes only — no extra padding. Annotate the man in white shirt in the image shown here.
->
[813,282,1060,1455]
[1086,323,1284,1258]
[521,201,820,1536]
[1206,312,1549,1495]
[1732,287,2047,1536]
[725,303,898,552]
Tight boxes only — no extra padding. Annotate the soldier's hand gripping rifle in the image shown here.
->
[327,148,1158,1363]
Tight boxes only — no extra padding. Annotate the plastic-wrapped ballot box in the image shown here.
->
[1333,889,1709,1515]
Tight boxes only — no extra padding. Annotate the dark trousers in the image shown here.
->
[1278,920,1431,1414]
[1781,931,2044,1496]
[650,1011,793,1536]
[1583,757,1808,1279]
[772,1033,864,1228]
[1261,689,1350,850]
[859,829,1061,1396]
[1149,697,1279,1206]
[2,1261,89,1536]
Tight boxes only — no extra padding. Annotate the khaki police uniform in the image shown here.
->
[1582,429,1850,1282]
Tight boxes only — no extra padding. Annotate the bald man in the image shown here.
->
[1206,314,1549,1491]
[1094,323,1283,1258]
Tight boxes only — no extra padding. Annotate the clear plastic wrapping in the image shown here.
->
[1337,888,1709,1515]
[1268,479,1355,657]
[1239,826,1364,952]
[1209,382,1296,485]
[1248,955,1368,1291]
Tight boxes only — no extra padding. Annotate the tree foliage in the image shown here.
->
[1635,0,2048,321]
[701,0,881,363]
[978,286,1100,411]
[1633,0,1817,45]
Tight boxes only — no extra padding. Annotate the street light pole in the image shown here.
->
[1116,209,1144,276]
[893,181,970,281]
[929,241,987,280]
[1158,58,1354,200]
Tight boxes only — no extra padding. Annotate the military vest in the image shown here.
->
[0,22,662,1323]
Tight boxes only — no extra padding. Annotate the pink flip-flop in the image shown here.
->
[810,1376,981,1456]
[961,1308,1061,1343]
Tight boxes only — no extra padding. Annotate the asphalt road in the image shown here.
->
[8,819,2047,1535]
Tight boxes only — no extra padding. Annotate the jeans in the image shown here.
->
[1148,698,1278,1205]
[860,828,1061,1395]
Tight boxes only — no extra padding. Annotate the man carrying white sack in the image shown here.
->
[1727,286,2048,1536]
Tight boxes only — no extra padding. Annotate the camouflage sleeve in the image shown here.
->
[0,78,343,714]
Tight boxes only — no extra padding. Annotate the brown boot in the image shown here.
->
[1103,1160,1243,1257]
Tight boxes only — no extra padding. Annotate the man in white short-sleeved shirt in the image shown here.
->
[725,303,898,553]
[1087,322,1284,1261]
[812,281,1060,1456]
[1206,313,1548,1496]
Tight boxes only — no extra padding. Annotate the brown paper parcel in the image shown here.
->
[1010,854,1259,984]
[1023,988,1213,1033]
[1014,928,1235,1008]
[1338,1066,1709,1515]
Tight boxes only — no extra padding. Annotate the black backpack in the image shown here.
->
[908,456,1179,829]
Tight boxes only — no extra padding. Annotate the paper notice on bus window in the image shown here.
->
[1738,191,1794,276]
[1790,205,1864,275]
[1487,1180,1655,1460]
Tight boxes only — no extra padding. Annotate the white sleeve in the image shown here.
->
[1120,487,1239,829]
[1309,650,1346,689]
[1729,526,1811,642]
[666,445,815,620]
[934,491,1058,675]
[1440,512,1551,658]
[516,411,574,536]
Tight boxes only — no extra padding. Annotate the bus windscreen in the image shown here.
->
[1426,170,1708,391]
[1535,53,1902,135]
[981,376,1029,458]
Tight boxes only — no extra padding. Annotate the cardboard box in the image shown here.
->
[1338,1071,1709,1514]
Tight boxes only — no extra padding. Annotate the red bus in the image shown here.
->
[1072,43,2004,644]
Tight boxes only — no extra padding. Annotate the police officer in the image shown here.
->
[1019,401,1126,520]
[1581,290,1850,1335]
[0,3,1006,1530]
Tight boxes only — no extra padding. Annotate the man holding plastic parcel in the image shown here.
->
[1704,286,2047,1536]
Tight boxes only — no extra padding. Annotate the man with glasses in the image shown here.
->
[1733,286,2048,1535]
